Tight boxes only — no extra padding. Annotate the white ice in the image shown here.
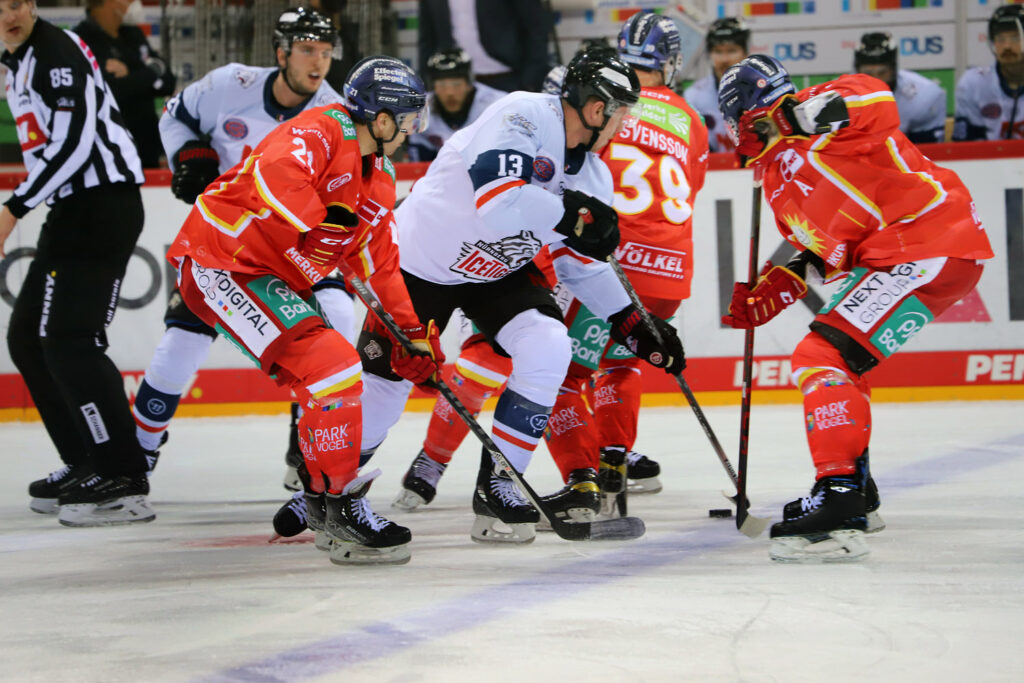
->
[2,400,1023,683]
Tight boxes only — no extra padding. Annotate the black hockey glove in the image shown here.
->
[608,305,685,375]
[553,189,620,261]
[171,141,220,205]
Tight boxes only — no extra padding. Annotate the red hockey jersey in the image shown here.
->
[751,74,993,278]
[167,104,419,328]
[601,85,709,299]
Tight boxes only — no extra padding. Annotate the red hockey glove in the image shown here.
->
[608,305,685,375]
[722,262,808,329]
[298,206,359,268]
[391,320,445,386]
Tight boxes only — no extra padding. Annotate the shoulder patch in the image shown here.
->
[323,108,358,140]
[382,156,396,183]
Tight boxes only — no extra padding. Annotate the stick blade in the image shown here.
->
[737,512,769,539]
[585,515,646,541]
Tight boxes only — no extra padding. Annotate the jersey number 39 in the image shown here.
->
[608,143,692,224]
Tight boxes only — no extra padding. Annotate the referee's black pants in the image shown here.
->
[7,183,147,477]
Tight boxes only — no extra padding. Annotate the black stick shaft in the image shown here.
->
[736,184,762,531]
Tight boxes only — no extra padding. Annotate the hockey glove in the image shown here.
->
[722,261,808,329]
[553,189,620,261]
[171,141,220,204]
[608,305,685,375]
[298,206,359,268]
[390,320,446,387]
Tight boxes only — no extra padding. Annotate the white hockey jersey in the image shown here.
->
[892,69,947,143]
[396,90,629,320]
[683,74,733,153]
[406,81,505,162]
[953,62,1024,141]
[159,63,343,173]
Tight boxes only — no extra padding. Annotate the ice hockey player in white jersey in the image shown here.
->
[684,17,749,153]
[854,32,947,143]
[954,5,1024,141]
[406,48,505,162]
[131,8,354,490]
[355,49,685,544]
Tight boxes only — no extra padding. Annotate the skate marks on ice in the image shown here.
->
[198,430,1024,682]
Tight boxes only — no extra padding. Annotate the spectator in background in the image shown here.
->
[74,0,176,168]
[406,48,504,161]
[418,0,552,92]
[954,5,1024,141]
[854,32,946,143]
[684,17,749,152]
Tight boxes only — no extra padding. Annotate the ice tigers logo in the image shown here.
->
[449,230,542,282]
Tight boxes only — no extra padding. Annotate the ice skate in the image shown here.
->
[143,431,170,475]
[283,402,303,491]
[471,457,538,544]
[770,476,869,563]
[626,450,662,494]
[783,452,884,534]
[537,468,600,531]
[28,464,92,514]
[324,470,411,565]
[303,491,332,551]
[57,473,155,527]
[598,446,627,516]
[272,491,308,539]
[392,449,447,512]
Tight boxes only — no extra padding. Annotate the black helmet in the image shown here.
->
[989,5,1024,42]
[562,48,640,151]
[854,32,898,70]
[425,49,472,85]
[706,17,750,53]
[273,7,338,55]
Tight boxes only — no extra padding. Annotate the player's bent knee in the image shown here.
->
[496,310,571,404]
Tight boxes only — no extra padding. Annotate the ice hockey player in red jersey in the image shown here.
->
[717,55,994,562]
[166,56,442,566]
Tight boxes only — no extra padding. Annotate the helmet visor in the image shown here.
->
[395,103,430,134]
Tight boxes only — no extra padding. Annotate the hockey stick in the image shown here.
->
[344,271,645,542]
[607,256,768,538]
[736,183,763,535]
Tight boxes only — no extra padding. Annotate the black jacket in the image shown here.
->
[73,16,176,168]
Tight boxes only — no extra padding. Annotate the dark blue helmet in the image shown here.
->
[344,56,429,134]
[717,54,795,144]
[616,12,682,86]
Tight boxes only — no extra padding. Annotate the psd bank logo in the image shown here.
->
[774,42,816,61]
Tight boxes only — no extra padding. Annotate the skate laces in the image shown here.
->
[798,488,826,513]
[625,451,646,466]
[287,492,308,525]
[490,474,529,507]
[349,496,390,532]
[410,452,446,486]
[46,466,73,483]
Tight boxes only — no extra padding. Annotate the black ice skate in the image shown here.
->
[28,464,92,514]
[598,446,628,516]
[770,475,869,563]
[143,431,170,475]
[303,491,333,552]
[392,449,447,512]
[783,452,884,534]
[57,473,155,527]
[283,402,303,491]
[471,454,539,544]
[537,467,600,531]
[626,450,663,494]
[324,469,411,565]
[272,491,308,539]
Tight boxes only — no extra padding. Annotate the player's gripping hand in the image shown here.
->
[171,141,220,204]
[608,305,685,375]
[722,261,808,329]
[298,206,359,268]
[554,189,620,261]
[391,320,445,386]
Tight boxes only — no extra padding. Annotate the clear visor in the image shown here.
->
[395,103,430,134]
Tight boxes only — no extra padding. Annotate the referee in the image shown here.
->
[0,0,153,527]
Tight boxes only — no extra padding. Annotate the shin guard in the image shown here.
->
[298,394,362,494]
[545,382,599,482]
[592,365,644,451]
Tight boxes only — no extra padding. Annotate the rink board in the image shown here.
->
[0,142,1022,419]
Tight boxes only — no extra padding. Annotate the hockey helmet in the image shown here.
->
[344,56,429,136]
[563,47,641,150]
[854,32,898,70]
[617,11,683,86]
[542,64,567,95]
[989,5,1024,42]
[706,17,750,53]
[273,8,338,55]
[717,54,795,144]
[425,49,472,86]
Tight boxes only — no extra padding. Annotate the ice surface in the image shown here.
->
[2,401,1022,682]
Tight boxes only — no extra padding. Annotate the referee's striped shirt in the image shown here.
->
[1,19,143,219]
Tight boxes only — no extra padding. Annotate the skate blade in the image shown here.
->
[29,497,58,514]
[329,541,411,566]
[313,530,332,552]
[391,488,428,512]
[470,515,536,544]
[865,510,886,534]
[536,506,598,532]
[599,491,625,516]
[627,477,662,495]
[770,529,870,563]
[282,466,300,492]
[58,496,156,527]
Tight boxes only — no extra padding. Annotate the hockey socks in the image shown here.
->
[298,395,362,494]
[133,379,182,452]
[490,389,551,473]
[422,357,507,464]
[544,384,599,482]
[592,365,644,451]
[798,369,871,480]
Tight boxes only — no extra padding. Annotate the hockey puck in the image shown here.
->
[708,508,733,518]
